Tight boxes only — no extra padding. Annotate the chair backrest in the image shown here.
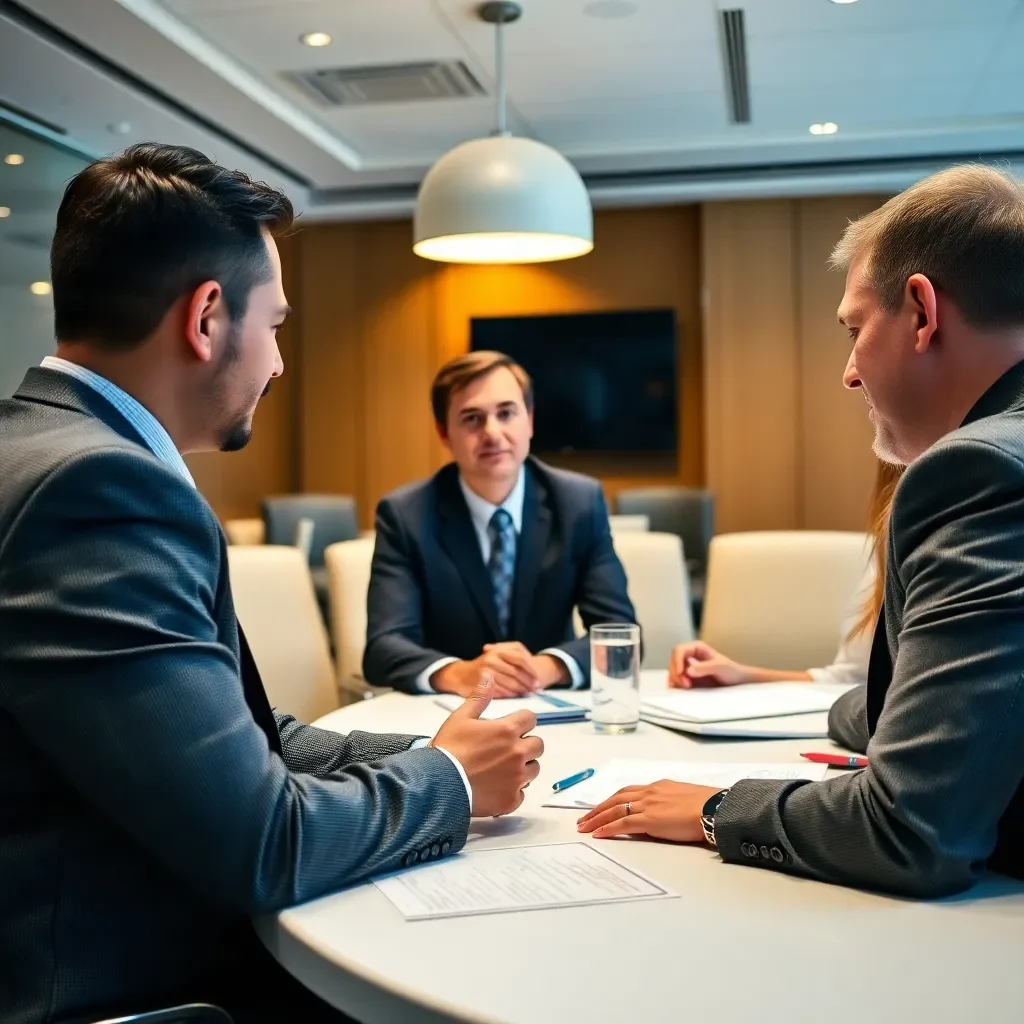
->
[227,546,339,721]
[615,487,715,573]
[324,537,379,698]
[609,531,695,670]
[261,495,358,567]
[700,530,870,671]
[223,518,265,546]
[608,514,650,533]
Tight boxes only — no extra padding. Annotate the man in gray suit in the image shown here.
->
[579,163,1024,897]
[0,144,543,1024]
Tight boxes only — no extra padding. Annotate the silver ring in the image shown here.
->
[625,801,632,816]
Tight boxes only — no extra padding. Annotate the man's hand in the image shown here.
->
[668,641,756,688]
[527,652,571,689]
[575,781,721,842]
[430,675,544,817]
[434,642,540,697]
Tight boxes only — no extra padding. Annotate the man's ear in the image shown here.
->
[906,273,939,355]
[184,280,224,364]
[436,420,452,454]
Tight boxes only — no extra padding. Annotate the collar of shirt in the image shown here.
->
[40,355,196,488]
[459,466,525,558]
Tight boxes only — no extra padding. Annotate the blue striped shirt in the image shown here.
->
[41,356,195,487]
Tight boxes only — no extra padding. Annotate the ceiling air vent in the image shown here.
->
[719,9,751,124]
[290,60,485,107]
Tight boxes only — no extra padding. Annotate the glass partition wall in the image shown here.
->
[0,120,89,397]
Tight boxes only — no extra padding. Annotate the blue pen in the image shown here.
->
[539,693,578,709]
[552,768,595,792]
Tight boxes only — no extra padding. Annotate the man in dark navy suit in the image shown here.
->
[364,351,637,697]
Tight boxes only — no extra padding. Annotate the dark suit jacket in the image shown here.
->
[363,457,636,693]
[715,360,1024,898]
[0,368,470,1024]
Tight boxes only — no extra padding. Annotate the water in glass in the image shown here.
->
[590,624,640,733]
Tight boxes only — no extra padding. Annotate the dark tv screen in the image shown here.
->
[470,308,678,455]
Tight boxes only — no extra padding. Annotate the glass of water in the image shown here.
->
[590,623,641,733]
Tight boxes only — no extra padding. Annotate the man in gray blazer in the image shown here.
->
[0,144,542,1024]
[579,163,1024,898]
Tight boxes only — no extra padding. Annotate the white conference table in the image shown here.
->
[258,684,1024,1024]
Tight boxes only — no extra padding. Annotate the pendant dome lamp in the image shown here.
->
[413,1,593,264]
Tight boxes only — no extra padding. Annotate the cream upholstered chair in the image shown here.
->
[575,531,695,670]
[223,518,265,546]
[699,530,870,671]
[226,545,339,721]
[324,537,388,701]
[608,514,650,533]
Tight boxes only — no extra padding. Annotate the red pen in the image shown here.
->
[800,752,868,769]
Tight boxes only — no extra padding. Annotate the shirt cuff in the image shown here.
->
[540,648,585,689]
[414,657,459,694]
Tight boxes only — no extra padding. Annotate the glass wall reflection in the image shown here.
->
[0,121,88,397]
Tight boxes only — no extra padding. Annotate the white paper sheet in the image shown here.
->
[373,842,676,920]
[543,758,829,809]
[432,693,589,720]
[640,683,842,723]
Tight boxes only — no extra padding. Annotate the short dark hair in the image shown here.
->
[51,142,294,348]
[431,350,534,428]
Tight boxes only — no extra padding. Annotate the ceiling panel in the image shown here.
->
[747,26,1004,90]
[742,0,1019,36]
[524,93,729,152]
[176,0,461,71]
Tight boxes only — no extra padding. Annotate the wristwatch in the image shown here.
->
[700,788,730,847]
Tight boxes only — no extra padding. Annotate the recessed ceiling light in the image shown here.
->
[300,31,332,47]
[4,153,25,166]
[809,122,839,135]
[0,207,9,218]
[30,281,51,296]
[829,0,860,4]
[107,121,133,135]
[583,0,638,17]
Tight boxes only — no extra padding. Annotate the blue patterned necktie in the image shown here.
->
[487,508,516,638]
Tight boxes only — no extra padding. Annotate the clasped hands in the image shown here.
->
[434,641,569,697]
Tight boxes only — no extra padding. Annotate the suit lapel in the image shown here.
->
[237,624,283,756]
[510,467,552,639]
[435,468,502,638]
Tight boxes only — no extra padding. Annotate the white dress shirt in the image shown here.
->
[39,357,472,805]
[416,467,585,692]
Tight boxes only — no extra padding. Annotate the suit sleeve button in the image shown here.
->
[404,851,418,867]
[771,847,784,863]
[441,841,451,855]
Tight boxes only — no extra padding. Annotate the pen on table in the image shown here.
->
[801,752,869,769]
[552,768,595,792]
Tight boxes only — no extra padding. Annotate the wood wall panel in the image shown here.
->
[797,196,885,530]
[702,200,802,533]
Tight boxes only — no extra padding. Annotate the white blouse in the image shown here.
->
[806,559,876,686]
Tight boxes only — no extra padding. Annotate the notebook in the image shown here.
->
[640,682,843,724]
[432,692,589,723]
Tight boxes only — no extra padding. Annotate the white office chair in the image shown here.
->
[608,514,650,534]
[222,518,265,546]
[226,545,339,721]
[324,537,389,701]
[574,531,695,670]
[699,530,870,671]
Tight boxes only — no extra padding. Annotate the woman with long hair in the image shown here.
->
[666,460,902,689]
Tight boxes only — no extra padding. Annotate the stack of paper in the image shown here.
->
[433,692,589,723]
[374,841,676,920]
[638,682,848,738]
[544,757,829,809]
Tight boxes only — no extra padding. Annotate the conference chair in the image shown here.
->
[699,530,870,671]
[93,1005,232,1023]
[614,487,715,624]
[222,518,265,546]
[608,514,650,533]
[226,545,339,721]
[324,537,390,703]
[575,531,695,670]
[261,495,359,624]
